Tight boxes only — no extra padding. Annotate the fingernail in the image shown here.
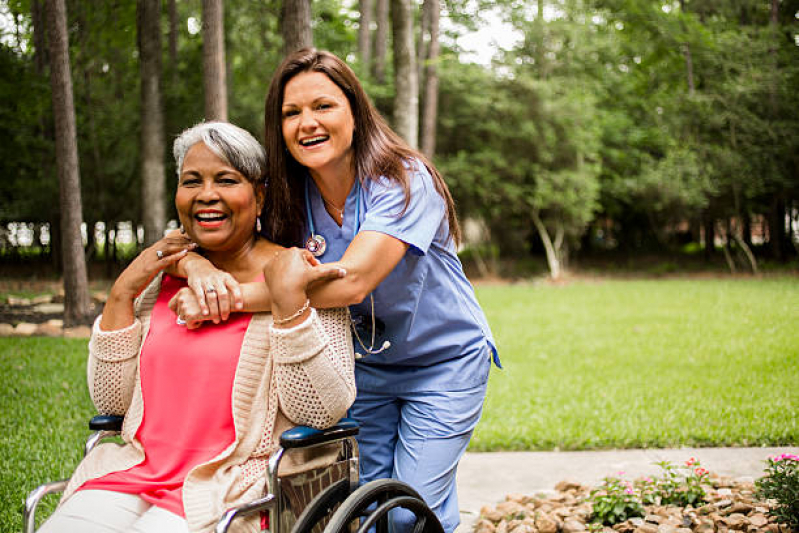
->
[236,302,243,309]
[338,268,347,277]
[203,310,209,316]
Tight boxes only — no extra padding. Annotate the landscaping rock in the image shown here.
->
[63,325,91,338]
[14,322,37,336]
[0,323,14,335]
[36,322,63,337]
[476,475,784,533]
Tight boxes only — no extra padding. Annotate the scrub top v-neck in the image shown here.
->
[304,166,498,394]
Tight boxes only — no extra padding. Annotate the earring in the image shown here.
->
[256,218,262,233]
[179,225,186,234]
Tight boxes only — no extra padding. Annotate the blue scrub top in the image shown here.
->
[306,163,499,393]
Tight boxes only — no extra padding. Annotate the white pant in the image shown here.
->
[37,490,190,533]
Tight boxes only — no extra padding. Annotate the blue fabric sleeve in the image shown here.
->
[359,164,446,256]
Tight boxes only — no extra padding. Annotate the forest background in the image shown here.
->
[0,0,797,326]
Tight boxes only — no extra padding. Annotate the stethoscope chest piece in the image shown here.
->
[305,234,327,257]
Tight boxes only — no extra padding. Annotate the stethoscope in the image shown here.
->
[304,177,391,359]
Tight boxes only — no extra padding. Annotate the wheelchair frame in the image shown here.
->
[24,415,444,533]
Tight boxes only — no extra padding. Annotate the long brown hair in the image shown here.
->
[263,48,461,248]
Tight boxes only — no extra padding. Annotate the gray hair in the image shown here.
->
[173,122,266,184]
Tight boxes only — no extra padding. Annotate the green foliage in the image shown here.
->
[589,476,645,526]
[588,459,709,526]
[756,454,799,530]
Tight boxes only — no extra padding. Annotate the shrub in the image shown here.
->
[756,453,799,531]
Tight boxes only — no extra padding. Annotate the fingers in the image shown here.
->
[308,264,347,285]
[188,278,211,317]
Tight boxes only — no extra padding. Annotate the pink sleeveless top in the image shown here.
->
[80,274,253,517]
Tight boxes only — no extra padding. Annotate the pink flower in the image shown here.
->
[776,453,799,462]
[685,457,697,467]
[695,467,708,477]
[624,487,634,494]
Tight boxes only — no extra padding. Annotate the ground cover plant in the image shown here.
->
[472,277,799,451]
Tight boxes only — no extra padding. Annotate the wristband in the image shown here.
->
[273,299,311,326]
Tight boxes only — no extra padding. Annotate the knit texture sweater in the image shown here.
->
[60,274,356,533]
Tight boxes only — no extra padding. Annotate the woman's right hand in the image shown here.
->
[101,235,196,331]
[181,254,244,322]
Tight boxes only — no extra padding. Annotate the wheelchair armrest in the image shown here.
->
[89,415,124,432]
[279,418,359,449]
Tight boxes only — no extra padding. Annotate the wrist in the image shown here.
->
[272,297,311,327]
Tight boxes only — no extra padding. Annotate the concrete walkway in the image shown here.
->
[454,446,799,533]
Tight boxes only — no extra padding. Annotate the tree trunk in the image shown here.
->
[31,0,48,74]
[419,0,439,158]
[46,0,92,326]
[390,0,418,147]
[138,0,167,246]
[168,0,178,83]
[372,0,388,83]
[531,209,561,280]
[359,0,373,73]
[202,0,228,120]
[417,0,431,87]
[282,0,313,55]
[703,212,715,262]
[536,0,545,79]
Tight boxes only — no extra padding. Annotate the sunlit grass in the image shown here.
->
[471,277,799,451]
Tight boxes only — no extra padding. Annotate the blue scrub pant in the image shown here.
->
[350,381,488,533]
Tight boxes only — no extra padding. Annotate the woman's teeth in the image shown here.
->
[300,135,329,147]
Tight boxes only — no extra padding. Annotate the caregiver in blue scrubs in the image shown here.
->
[176,49,499,533]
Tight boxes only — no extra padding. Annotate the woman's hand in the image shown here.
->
[168,287,207,329]
[182,254,244,322]
[264,248,346,327]
[101,235,196,331]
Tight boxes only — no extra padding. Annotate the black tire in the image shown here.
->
[293,478,355,533]
[322,479,444,533]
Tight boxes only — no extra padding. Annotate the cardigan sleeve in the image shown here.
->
[86,274,160,416]
[270,307,356,429]
[86,316,142,416]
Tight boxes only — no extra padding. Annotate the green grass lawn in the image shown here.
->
[472,277,799,450]
[1,277,797,531]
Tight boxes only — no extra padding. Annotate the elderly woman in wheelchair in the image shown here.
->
[28,121,358,533]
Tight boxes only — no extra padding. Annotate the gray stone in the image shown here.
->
[36,323,63,337]
[33,302,64,314]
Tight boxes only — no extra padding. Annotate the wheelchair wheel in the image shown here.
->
[322,479,444,533]
[293,478,355,533]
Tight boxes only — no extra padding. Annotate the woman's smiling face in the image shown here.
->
[281,71,355,179]
[175,142,262,253]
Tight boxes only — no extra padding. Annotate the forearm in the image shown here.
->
[99,287,137,331]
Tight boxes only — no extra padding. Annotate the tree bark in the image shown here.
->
[390,0,418,147]
[282,0,313,55]
[202,0,228,120]
[372,0,388,83]
[417,0,431,87]
[420,0,439,158]
[679,0,695,95]
[31,0,48,74]
[532,209,561,280]
[45,0,92,326]
[359,0,373,73]
[168,0,178,83]
[138,0,167,246]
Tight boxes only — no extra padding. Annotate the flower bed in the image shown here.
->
[474,458,795,533]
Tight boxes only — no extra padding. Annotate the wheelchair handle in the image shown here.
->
[89,415,124,432]
[279,418,359,449]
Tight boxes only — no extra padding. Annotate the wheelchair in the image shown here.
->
[25,415,443,533]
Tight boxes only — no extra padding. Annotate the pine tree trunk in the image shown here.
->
[202,0,227,120]
[168,0,178,83]
[138,0,166,246]
[359,0,373,73]
[372,0,388,83]
[390,0,418,147]
[31,0,48,74]
[417,0,431,87]
[282,0,313,55]
[420,0,439,158]
[46,0,92,326]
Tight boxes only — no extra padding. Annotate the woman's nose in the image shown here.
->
[299,108,318,130]
[197,181,220,202]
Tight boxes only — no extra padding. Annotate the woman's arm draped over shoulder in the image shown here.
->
[270,307,356,428]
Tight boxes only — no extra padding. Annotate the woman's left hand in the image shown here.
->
[168,287,209,330]
[264,248,346,324]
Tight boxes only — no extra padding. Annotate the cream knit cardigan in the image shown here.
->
[60,274,356,533]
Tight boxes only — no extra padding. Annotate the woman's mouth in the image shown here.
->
[299,135,329,148]
[194,211,228,228]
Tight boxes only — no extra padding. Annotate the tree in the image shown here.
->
[282,0,313,54]
[202,0,228,121]
[390,0,418,147]
[358,0,373,73]
[138,0,166,246]
[419,0,440,157]
[45,0,92,325]
[372,0,388,83]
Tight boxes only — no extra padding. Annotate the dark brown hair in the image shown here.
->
[262,48,460,247]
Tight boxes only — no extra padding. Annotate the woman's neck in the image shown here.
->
[205,238,275,283]
[308,159,357,209]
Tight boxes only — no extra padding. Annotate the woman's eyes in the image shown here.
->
[283,109,300,118]
[282,102,335,118]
